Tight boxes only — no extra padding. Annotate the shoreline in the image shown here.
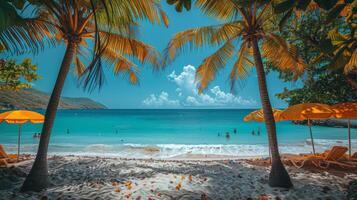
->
[1,155,356,199]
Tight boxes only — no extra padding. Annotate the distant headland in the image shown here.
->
[0,88,107,110]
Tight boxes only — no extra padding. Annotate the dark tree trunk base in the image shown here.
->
[269,160,293,188]
[21,174,49,192]
[21,159,49,192]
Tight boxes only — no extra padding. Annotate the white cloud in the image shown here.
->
[142,92,180,107]
[186,96,200,106]
[143,65,257,108]
[172,65,257,107]
[175,88,182,97]
[168,65,197,94]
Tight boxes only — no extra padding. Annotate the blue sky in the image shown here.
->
[4,3,301,109]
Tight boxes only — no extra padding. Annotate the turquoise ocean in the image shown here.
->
[0,109,356,158]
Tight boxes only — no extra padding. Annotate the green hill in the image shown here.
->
[0,88,107,110]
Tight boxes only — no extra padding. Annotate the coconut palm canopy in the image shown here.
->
[0,0,169,88]
[164,0,306,92]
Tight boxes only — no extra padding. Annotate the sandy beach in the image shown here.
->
[1,155,356,200]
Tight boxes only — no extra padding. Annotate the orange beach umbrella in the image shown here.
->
[280,103,334,154]
[0,110,44,161]
[331,102,357,157]
[243,109,283,122]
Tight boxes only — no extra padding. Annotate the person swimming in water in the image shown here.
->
[218,132,220,136]
[257,127,260,136]
[33,133,38,138]
[67,128,70,134]
[225,132,230,139]
[251,130,255,135]
[233,128,237,134]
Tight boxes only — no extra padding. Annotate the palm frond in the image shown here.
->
[344,49,357,74]
[111,0,169,27]
[101,47,140,84]
[196,41,235,93]
[0,1,56,54]
[74,56,86,76]
[262,33,306,79]
[229,41,254,90]
[100,31,161,68]
[211,21,244,45]
[195,0,239,20]
[164,23,242,65]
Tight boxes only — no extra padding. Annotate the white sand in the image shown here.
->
[0,155,356,199]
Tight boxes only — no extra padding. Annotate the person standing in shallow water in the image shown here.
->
[257,127,261,136]
[225,132,230,139]
[67,128,70,134]
[251,130,255,136]
[233,128,237,134]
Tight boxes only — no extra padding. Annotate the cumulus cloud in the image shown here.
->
[168,65,197,94]
[172,65,257,107]
[142,92,180,107]
[142,65,257,108]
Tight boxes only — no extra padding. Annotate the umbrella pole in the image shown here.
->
[308,119,316,155]
[17,124,21,162]
[348,119,351,158]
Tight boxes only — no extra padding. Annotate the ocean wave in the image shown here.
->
[2,139,356,159]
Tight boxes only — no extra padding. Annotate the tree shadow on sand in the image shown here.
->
[0,157,350,199]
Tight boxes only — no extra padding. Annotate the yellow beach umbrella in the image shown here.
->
[0,110,44,161]
[244,109,283,122]
[280,103,334,154]
[331,102,357,157]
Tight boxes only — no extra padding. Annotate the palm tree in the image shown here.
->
[164,0,307,188]
[0,0,168,192]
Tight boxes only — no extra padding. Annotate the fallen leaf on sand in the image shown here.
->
[201,193,207,200]
[156,192,162,197]
[112,182,118,186]
[189,175,193,183]
[256,195,269,200]
[114,188,121,193]
[124,192,131,199]
[181,176,185,180]
[125,181,133,190]
[176,182,182,191]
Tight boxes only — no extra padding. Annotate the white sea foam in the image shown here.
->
[5,139,357,158]
[3,139,356,159]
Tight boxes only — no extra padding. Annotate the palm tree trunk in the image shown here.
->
[251,37,293,188]
[21,42,77,192]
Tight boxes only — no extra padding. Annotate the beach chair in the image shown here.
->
[288,146,354,169]
[0,145,17,167]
